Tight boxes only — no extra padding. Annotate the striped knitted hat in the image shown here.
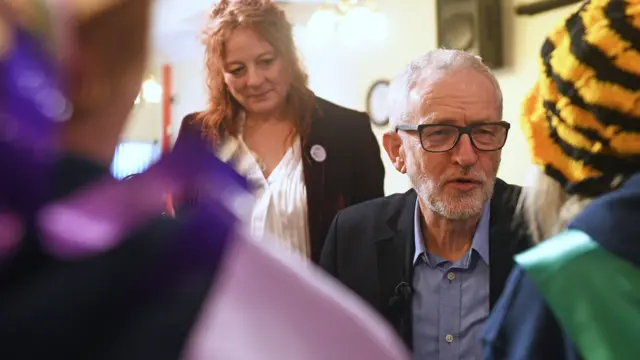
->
[522,0,640,196]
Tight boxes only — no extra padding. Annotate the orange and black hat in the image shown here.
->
[522,0,640,196]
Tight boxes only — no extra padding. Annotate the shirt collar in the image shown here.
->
[413,198,491,265]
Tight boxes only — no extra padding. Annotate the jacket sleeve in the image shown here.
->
[319,211,341,277]
[349,112,385,204]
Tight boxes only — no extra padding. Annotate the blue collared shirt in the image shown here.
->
[412,200,490,360]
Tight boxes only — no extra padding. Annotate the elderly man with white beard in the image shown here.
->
[320,49,531,360]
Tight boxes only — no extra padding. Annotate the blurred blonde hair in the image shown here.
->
[519,167,592,244]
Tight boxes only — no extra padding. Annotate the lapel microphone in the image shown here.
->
[388,282,413,310]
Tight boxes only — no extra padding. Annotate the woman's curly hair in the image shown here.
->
[200,0,316,140]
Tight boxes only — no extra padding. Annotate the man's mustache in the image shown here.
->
[440,167,487,184]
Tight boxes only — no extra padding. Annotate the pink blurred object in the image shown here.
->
[183,232,411,360]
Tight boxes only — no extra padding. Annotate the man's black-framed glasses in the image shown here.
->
[395,121,511,152]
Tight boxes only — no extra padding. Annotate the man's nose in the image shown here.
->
[451,134,479,166]
[246,67,264,87]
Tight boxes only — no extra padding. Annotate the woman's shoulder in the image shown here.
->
[315,97,369,124]
[313,97,376,146]
[176,112,222,145]
[179,112,204,133]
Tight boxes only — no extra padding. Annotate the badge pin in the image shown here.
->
[310,144,327,163]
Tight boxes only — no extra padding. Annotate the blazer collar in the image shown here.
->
[374,190,417,346]
[412,200,491,265]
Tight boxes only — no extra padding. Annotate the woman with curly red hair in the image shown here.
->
[175,0,385,263]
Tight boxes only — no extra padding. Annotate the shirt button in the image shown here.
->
[447,272,456,280]
[445,334,454,343]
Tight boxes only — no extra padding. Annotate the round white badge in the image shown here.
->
[310,144,327,163]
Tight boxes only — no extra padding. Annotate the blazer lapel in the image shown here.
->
[487,218,514,308]
[488,180,527,308]
[375,190,417,348]
[302,111,327,262]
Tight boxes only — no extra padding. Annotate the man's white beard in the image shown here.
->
[425,184,491,220]
[411,170,495,220]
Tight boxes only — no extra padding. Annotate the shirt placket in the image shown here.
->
[437,261,462,360]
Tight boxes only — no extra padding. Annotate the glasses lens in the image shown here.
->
[420,125,460,151]
[471,124,508,150]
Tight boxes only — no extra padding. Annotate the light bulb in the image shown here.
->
[142,78,162,104]
[306,8,339,47]
[339,6,372,46]
[337,6,388,46]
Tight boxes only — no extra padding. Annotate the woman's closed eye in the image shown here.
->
[229,66,245,76]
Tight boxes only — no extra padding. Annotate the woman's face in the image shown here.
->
[222,28,291,116]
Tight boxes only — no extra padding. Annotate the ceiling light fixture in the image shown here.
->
[135,75,162,104]
[306,0,388,47]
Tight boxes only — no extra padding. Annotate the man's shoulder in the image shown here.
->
[494,178,522,199]
[179,112,203,132]
[489,179,531,253]
[492,178,523,212]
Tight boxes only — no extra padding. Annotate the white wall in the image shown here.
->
[170,60,209,133]
[159,0,578,195]
[121,65,163,143]
[122,102,162,142]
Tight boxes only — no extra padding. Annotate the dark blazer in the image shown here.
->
[175,96,386,263]
[319,178,531,348]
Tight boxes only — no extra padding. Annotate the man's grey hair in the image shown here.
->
[388,49,503,129]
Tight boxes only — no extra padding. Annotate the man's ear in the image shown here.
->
[382,130,406,174]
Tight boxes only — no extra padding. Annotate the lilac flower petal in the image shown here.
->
[0,29,64,152]
[38,172,173,259]
[0,15,65,215]
[39,132,249,260]
[0,16,67,142]
[184,234,411,360]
